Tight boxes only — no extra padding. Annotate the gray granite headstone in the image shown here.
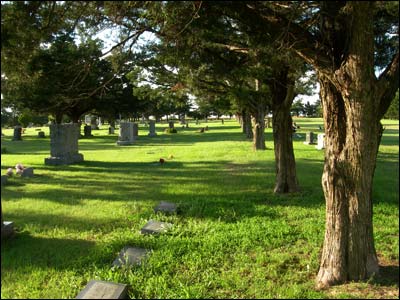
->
[76,280,128,299]
[148,121,157,137]
[132,123,138,140]
[140,220,173,235]
[45,123,84,165]
[154,201,177,214]
[112,246,149,267]
[21,167,34,178]
[304,132,315,145]
[116,122,134,145]
[108,127,115,135]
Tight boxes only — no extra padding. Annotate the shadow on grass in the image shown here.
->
[1,232,95,270]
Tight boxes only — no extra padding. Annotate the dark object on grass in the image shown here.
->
[159,158,165,164]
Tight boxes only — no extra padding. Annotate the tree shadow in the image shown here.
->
[1,232,95,270]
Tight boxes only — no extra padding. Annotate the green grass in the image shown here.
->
[1,118,398,299]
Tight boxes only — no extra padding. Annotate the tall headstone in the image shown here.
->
[168,121,175,129]
[45,123,84,165]
[132,123,138,140]
[148,120,157,137]
[84,115,91,125]
[108,126,115,134]
[304,132,315,145]
[116,122,134,145]
[12,125,22,141]
[316,133,325,150]
[84,125,92,137]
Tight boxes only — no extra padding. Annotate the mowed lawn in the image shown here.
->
[1,118,398,299]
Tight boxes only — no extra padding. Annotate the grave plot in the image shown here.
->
[76,280,128,299]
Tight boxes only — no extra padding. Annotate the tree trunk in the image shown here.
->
[313,3,395,288]
[251,104,266,150]
[244,110,253,139]
[272,81,299,193]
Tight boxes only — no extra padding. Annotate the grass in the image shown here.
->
[1,118,398,299]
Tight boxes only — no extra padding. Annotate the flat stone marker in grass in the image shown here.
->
[112,246,149,267]
[140,220,173,235]
[76,280,128,299]
[154,201,177,214]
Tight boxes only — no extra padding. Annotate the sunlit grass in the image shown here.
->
[1,118,398,299]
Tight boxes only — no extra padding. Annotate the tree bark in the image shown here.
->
[244,110,253,139]
[272,76,299,193]
[251,104,266,150]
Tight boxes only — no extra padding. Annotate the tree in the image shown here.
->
[226,1,399,287]
[291,99,305,117]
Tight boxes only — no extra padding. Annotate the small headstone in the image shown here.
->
[76,280,128,299]
[112,246,149,267]
[154,201,177,214]
[21,167,34,178]
[132,123,139,140]
[140,220,173,235]
[198,128,205,133]
[205,126,209,131]
[303,132,315,145]
[38,131,45,138]
[1,175,7,186]
[168,121,175,129]
[84,125,93,137]
[116,122,134,145]
[108,127,115,135]
[1,221,15,239]
[316,133,325,150]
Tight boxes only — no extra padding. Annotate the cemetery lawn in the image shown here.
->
[1,118,398,299]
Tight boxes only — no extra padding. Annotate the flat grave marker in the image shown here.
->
[112,246,149,268]
[76,280,128,299]
[154,201,177,214]
[140,220,173,235]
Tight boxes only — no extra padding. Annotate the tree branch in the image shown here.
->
[377,52,399,119]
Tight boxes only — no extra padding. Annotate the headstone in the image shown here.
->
[148,120,157,137]
[76,280,128,299]
[168,122,174,129]
[90,117,98,130]
[1,175,7,186]
[221,119,224,124]
[205,126,209,131]
[195,119,199,125]
[316,133,325,150]
[108,127,115,135]
[84,115,91,125]
[21,167,34,178]
[45,123,84,165]
[97,117,102,127]
[132,123,138,140]
[112,246,149,267]
[140,220,173,235]
[12,125,22,141]
[1,221,14,239]
[303,132,315,145]
[116,122,134,146]
[154,201,177,214]
[83,125,92,138]
[38,131,45,138]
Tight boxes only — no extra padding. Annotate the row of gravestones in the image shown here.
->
[77,201,177,299]
[303,131,325,150]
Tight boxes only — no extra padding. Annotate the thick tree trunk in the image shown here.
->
[251,105,266,150]
[272,82,298,193]
[244,111,253,139]
[316,76,380,288]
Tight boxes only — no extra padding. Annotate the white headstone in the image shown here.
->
[316,133,325,150]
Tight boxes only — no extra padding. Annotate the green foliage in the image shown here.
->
[1,119,398,299]
[384,90,399,120]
